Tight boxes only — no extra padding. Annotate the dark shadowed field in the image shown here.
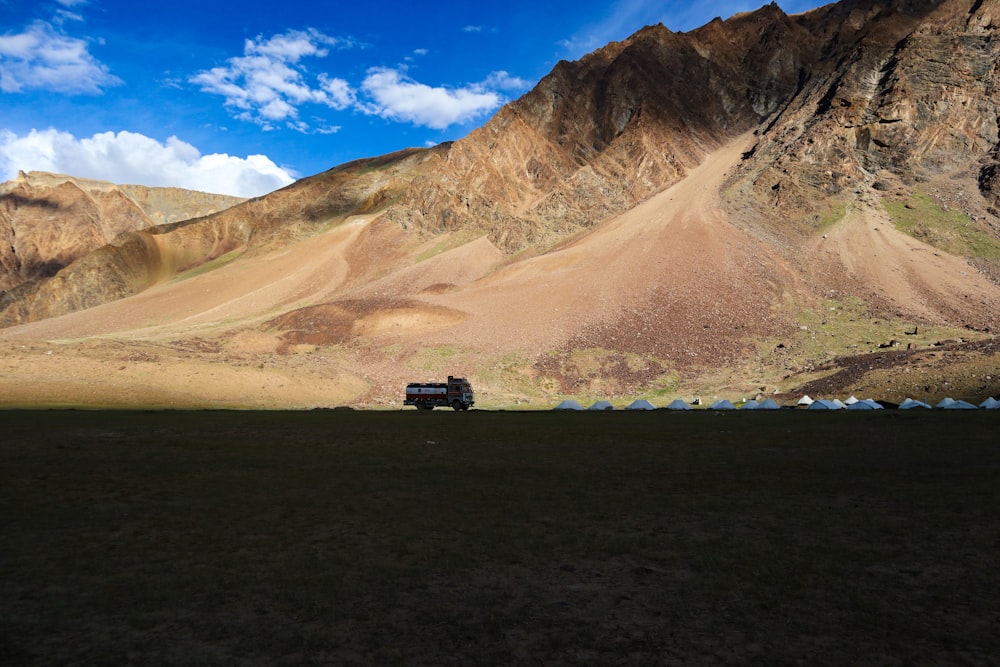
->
[2,409,998,665]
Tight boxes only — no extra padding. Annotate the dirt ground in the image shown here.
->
[2,409,999,665]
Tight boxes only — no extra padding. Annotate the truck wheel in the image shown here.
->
[451,400,462,411]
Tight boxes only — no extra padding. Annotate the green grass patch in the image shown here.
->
[536,348,675,404]
[782,296,983,366]
[380,343,404,357]
[471,353,551,408]
[169,247,244,283]
[416,230,486,263]
[734,296,990,395]
[813,201,848,233]
[643,374,681,398]
[883,191,1000,260]
[408,345,463,371]
[2,409,999,664]
[314,214,351,234]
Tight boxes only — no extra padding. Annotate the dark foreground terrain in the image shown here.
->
[2,409,998,665]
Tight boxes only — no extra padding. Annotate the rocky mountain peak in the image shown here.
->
[383,2,829,253]
[726,0,999,232]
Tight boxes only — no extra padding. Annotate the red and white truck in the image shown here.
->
[404,376,475,410]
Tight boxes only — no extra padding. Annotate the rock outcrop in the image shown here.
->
[728,0,1000,227]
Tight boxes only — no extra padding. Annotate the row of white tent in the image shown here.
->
[898,397,1000,410]
[797,395,881,410]
[554,395,1000,411]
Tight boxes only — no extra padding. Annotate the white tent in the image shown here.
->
[554,399,584,411]
[899,398,932,410]
[665,399,691,411]
[757,398,781,410]
[935,397,956,409]
[626,399,657,411]
[832,399,847,409]
[980,397,1000,409]
[846,399,882,410]
[709,399,736,410]
[844,395,860,405]
[740,400,760,410]
[588,400,615,411]
[940,399,978,410]
[796,395,815,407]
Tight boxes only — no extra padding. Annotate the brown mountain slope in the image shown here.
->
[0,135,782,406]
[1,0,999,408]
[0,148,441,326]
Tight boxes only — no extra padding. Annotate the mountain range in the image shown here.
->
[2,0,998,408]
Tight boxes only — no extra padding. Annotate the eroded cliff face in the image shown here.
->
[727,0,1000,230]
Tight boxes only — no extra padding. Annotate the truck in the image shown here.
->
[404,376,475,411]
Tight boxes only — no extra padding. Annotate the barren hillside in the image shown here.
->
[1,0,999,408]
[0,171,244,294]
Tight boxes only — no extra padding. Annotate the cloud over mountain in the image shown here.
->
[358,67,504,130]
[0,129,295,198]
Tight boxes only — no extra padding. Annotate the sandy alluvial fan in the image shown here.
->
[1,0,999,409]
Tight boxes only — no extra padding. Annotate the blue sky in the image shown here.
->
[1,0,824,197]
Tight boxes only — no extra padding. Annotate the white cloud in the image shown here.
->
[190,28,355,132]
[0,128,295,198]
[359,67,502,130]
[193,27,530,133]
[480,70,532,93]
[0,20,120,94]
[318,73,355,109]
[53,9,85,24]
